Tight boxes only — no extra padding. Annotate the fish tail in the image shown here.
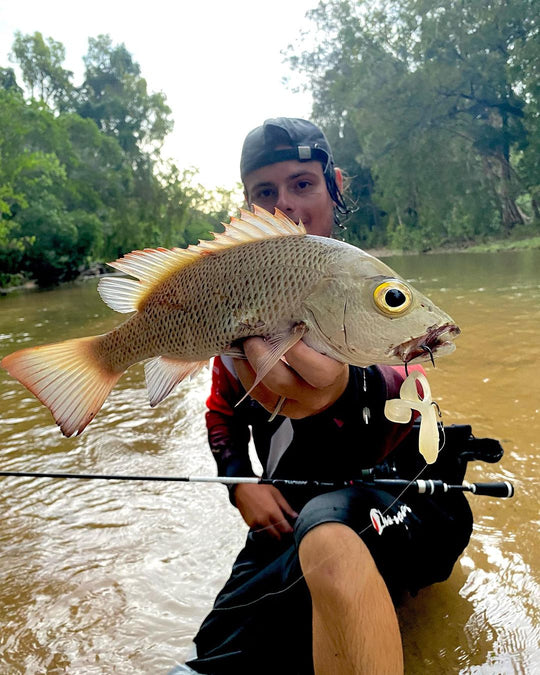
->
[1,335,123,437]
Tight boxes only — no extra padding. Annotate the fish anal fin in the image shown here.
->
[1,336,122,437]
[145,356,207,407]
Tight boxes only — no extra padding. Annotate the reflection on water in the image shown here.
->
[386,250,540,675]
[1,249,539,673]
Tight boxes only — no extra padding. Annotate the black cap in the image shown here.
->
[240,117,334,181]
[240,117,349,224]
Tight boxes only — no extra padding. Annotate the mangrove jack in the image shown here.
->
[2,207,459,436]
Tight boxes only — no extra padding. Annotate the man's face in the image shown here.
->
[243,159,337,238]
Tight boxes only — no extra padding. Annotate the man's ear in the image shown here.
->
[334,167,343,192]
[243,189,250,209]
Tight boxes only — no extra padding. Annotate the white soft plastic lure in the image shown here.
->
[384,371,440,464]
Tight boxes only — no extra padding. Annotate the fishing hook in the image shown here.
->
[403,342,435,377]
[421,344,436,368]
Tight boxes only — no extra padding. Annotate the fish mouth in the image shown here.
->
[390,323,461,364]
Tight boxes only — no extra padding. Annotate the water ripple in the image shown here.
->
[1,253,539,673]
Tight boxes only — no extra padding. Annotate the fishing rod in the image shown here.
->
[0,470,514,498]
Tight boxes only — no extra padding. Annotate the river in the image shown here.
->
[0,249,539,674]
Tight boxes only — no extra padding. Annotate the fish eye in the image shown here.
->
[373,280,413,316]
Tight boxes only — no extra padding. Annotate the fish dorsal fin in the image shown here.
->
[97,206,305,313]
[195,206,305,254]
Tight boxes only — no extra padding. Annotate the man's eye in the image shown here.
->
[296,180,312,191]
[255,188,276,201]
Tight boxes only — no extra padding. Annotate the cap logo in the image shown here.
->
[297,145,312,160]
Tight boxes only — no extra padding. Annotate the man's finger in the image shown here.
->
[237,339,323,405]
[241,338,305,395]
[233,356,281,410]
[274,518,294,535]
[260,524,283,539]
[274,492,299,521]
[284,341,348,389]
[241,337,348,395]
[234,337,349,418]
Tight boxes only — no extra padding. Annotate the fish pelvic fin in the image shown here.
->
[98,206,306,313]
[236,323,307,407]
[144,356,207,407]
[1,336,122,437]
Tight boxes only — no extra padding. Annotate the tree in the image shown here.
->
[0,32,236,288]
[402,0,534,231]
[287,0,539,247]
[0,67,23,94]
[0,90,108,285]
[10,31,74,110]
[76,35,173,158]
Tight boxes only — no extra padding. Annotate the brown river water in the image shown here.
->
[0,249,539,674]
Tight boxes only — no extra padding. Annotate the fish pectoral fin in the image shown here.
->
[97,276,143,313]
[221,345,247,359]
[236,323,307,406]
[1,336,122,437]
[144,356,207,407]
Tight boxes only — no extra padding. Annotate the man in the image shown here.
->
[181,118,472,674]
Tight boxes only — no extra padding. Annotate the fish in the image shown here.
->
[1,206,460,437]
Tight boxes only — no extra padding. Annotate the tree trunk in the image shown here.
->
[498,152,524,231]
[498,111,524,232]
[481,151,524,234]
[531,198,540,221]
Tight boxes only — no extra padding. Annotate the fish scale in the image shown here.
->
[124,236,329,362]
[1,206,459,437]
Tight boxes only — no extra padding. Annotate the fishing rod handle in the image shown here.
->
[465,481,514,498]
[370,478,515,498]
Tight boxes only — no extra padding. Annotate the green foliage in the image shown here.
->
[0,33,233,288]
[287,0,539,250]
[10,31,74,110]
[0,67,23,94]
[76,35,173,157]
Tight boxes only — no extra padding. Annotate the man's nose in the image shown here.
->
[275,188,296,215]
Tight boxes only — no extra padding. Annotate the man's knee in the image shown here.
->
[298,522,379,595]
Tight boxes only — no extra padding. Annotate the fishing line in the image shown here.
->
[211,461,435,614]
[212,409,460,613]
[0,419,513,615]
[0,465,513,613]
[212,404,439,613]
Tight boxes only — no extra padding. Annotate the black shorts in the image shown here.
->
[187,485,472,675]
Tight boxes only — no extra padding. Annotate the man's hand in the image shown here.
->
[234,337,349,419]
[232,338,348,538]
[234,483,298,539]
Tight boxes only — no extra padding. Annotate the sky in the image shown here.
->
[0,0,318,191]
